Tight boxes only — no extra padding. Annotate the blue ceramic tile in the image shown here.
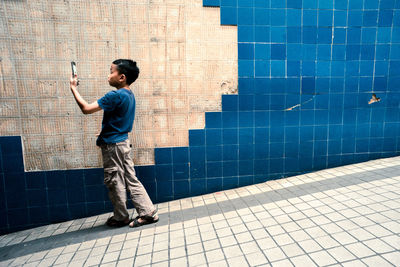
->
[85,185,104,202]
[254,0,269,8]
[270,142,284,158]
[7,208,28,227]
[205,112,222,129]
[255,61,270,77]
[239,60,254,77]
[203,0,220,7]
[173,163,189,180]
[270,158,284,173]
[84,168,103,186]
[67,186,85,204]
[319,0,333,9]
[223,177,239,189]
[334,11,347,26]
[239,112,254,127]
[190,161,206,179]
[255,26,270,42]
[207,162,223,177]
[271,60,286,77]
[223,129,238,144]
[49,205,70,222]
[299,141,313,157]
[6,190,27,209]
[254,111,269,126]
[287,27,301,44]
[319,10,333,26]
[26,189,47,207]
[46,171,66,189]
[86,202,105,217]
[363,11,378,27]
[333,28,346,44]
[287,0,302,9]
[348,11,363,26]
[255,127,269,143]
[239,144,254,160]
[238,8,253,25]
[66,170,84,188]
[239,128,253,144]
[155,165,173,181]
[174,180,190,197]
[285,158,299,172]
[377,27,392,43]
[239,175,254,186]
[223,161,238,176]
[157,181,173,198]
[238,43,254,60]
[394,10,400,26]
[254,159,268,175]
[189,130,205,147]
[136,166,155,181]
[206,129,222,146]
[239,78,254,94]
[317,28,332,44]
[5,172,25,193]
[173,147,189,164]
[191,179,207,195]
[2,153,24,173]
[155,148,172,165]
[47,189,67,206]
[335,0,348,9]
[222,112,239,129]
[239,160,253,175]
[270,9,285,26]
[303,27,317,44]
[239,0,254,7]
[380,0,395,9]
[271,44,286,60]
[222,95,238,111]
[207,178,222,192]
[206,146,223,161]
[29,207,49,224]
[69,204,86,218]
[379,10,393,26]
[239,95,254,111]
[303,10,317,26]
[223,145,239,161]
[238,26,254,42]
[221,7,238,25]
[271,27,286,42]
[25,172,45,189]
[190,147,205,162]
[348,0,363,9]
[221,0,237,6]
[255,8,269,25]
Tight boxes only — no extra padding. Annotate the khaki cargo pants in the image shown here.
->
[101,139,155,221]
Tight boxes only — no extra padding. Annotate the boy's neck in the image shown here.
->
[116,85,130,90]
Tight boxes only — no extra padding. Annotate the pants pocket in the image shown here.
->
[104,167,118,189]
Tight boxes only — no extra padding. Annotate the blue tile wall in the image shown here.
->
[1,1,400,234]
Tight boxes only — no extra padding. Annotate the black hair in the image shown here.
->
[112,59,140,85]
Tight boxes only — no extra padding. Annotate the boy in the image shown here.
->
[69,59,158,228]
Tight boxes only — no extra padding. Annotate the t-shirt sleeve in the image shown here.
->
[97,91,121,111]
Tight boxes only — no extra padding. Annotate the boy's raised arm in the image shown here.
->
[70,75,102,114]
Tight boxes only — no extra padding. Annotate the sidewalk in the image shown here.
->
[0,157,399,267]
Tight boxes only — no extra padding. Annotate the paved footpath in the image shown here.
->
[1,157,400,267]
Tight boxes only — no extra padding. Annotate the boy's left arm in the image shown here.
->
[70,75,102,114]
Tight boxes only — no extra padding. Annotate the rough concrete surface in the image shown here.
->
[0,0,237,170]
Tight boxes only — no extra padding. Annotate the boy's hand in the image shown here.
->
[70,75,79,89]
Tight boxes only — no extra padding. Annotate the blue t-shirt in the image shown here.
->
[96,88,135,146]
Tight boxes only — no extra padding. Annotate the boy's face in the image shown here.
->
[108,64,125,88]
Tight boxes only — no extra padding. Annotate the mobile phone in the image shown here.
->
[71,61,77,76]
